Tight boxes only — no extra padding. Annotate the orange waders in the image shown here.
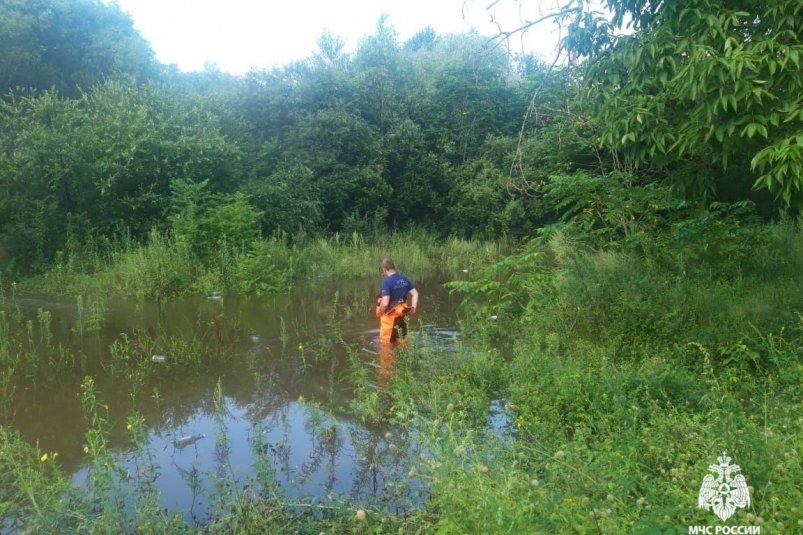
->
[379,302,410,344]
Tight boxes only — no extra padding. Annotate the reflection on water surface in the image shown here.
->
[3,275,460,520]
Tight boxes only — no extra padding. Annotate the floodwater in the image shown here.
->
[2,274,464,522]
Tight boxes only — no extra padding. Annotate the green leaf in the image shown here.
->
[790,49,800,69]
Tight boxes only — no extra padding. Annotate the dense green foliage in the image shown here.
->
[3,1,800,279]
[1,0,802,533]
[0,0,158,96]
[564,0,803,207]
[0,3,556,277]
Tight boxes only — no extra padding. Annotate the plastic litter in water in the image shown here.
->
[152,354,166,363]
[249,335,261,343]
[174,434,206,448]
[208,291,223,301]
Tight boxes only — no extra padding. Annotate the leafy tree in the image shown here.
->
[562,0,803,208]
[242,165,323,236]
[286,106,389,229]
[169,179,262,256]
[0,0,158,96]
[0,80,241,273]
[352,17,405,132]
[447,135,546,239]
[404,26,438,52]
[382,118,449,227]
[408,33,519,165]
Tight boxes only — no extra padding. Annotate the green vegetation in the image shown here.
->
[423,218,802,533]
[20,228,501,298]
[2,221,800,533]
[1,0,802,533]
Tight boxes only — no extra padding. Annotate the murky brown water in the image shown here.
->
[2,274,463,520]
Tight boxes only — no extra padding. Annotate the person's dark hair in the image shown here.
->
[381,258,395,271]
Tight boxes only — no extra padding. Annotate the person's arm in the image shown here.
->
[407,288,418,314]
[375,295,390,317]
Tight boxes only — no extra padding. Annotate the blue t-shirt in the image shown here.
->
[380,273,415,304]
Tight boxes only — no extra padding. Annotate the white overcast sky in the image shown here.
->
[105,0,563,74]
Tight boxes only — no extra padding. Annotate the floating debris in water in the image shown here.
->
[174,434,206,448]
[152,354,166,363]
[249,335,261,343]
[208,291,223,301]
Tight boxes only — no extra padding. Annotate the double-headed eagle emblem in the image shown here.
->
[698,454,751,521]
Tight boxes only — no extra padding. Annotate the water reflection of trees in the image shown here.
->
[5,281,452,514]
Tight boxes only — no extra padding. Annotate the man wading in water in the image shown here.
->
[375,258,418,344]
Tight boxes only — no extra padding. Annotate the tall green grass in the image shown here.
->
[384,219,803,533]
[0,302,78,383]
[21,229,505,299]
